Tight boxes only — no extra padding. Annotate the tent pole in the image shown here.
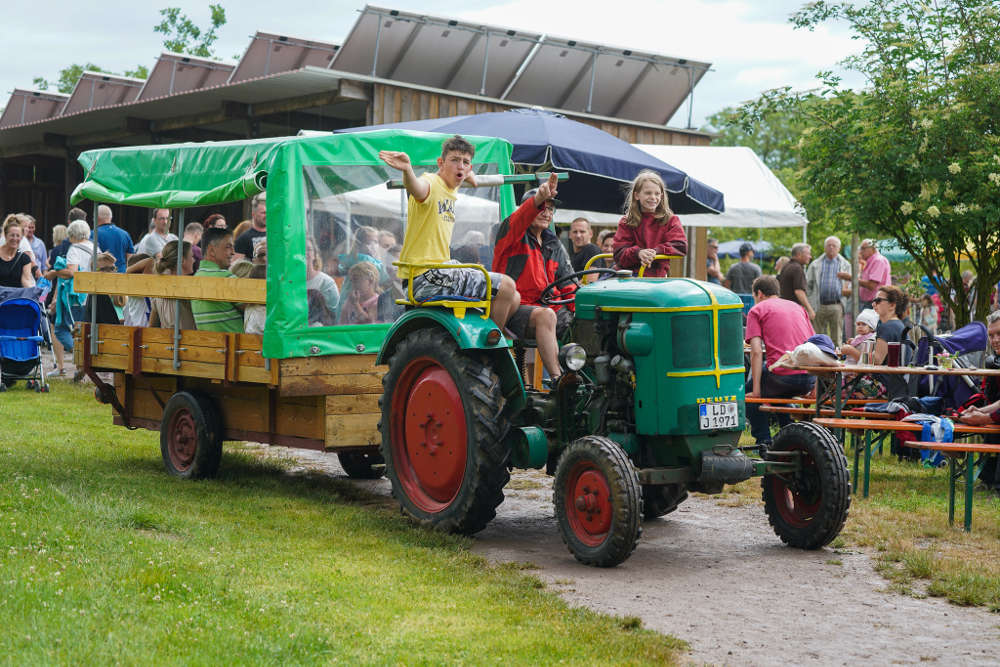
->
[173,209,185,370]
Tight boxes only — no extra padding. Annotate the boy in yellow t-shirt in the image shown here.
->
[379,135,519,328]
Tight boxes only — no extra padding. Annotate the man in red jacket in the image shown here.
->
[492,173,574,381]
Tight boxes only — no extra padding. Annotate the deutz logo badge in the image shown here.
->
[696,396,737,404]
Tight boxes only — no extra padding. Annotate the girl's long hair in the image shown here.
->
[623,170,673,227]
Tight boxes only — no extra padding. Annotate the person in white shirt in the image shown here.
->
[136,208,178,257]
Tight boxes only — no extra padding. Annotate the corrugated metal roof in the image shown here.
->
[137,52,235,100]
[229,31,339,83]
[330,4,710,125]
[62,71,144,115]
[0,89,69,128]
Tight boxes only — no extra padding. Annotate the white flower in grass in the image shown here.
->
[948,163,961,174]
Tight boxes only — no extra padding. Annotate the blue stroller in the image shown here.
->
[0,287,50,392]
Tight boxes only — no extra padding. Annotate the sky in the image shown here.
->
[4,0,864,128]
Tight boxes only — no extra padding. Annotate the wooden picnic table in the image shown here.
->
[901,441,1000,530]
[758,405,894,419]
[790,363,1000,420]
[813,417,1000,500]
[744,396,879,406]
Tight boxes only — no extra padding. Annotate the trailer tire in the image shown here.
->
[554,435,642,567]
[337,451,385,479]
[160,391,223,480]
[380,329,509,535]
[642,484,688,520]
[762,421,850,549]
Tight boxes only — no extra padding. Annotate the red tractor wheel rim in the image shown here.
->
[564,463,613,546]
[391,358,467,513]
[168,409,197,471]
[770,447,821,528]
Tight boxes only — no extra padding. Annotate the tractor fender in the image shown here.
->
[377,309,526,413]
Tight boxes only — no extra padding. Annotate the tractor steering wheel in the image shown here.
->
[538,268,621,306]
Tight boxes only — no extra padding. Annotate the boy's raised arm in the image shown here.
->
[379,150,430,202]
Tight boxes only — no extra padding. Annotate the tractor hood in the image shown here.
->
[575,277,743,318]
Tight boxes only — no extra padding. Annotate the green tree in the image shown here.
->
[702,103,837,261]
[154,4,227,57]
[33,4,225,94]
[737,0,1000,325]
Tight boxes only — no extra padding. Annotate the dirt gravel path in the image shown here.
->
[257,446,1000,665]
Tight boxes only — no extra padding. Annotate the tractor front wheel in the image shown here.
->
[762,421,850,549]
[554,435,641,567]
[380,329,509,535]
[160,391,223,479]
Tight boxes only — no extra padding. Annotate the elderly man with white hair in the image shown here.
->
[94,204,134,272]
[806,235,852,346]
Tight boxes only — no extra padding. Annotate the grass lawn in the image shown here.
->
[0,382,685,664]
[723,431,1000,611]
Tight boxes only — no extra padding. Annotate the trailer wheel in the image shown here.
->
[642,484,688,520]
[160,391,223,480]
[762,422,850,549]
[380,329,509,535]
[337,451,385,479]
[554,435,641,567]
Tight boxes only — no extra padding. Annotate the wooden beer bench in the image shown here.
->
[758,405,893,419]
[899,441,1000,531]
[814,417,1000,501]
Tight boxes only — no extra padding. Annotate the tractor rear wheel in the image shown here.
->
[337,451,385,479]
[380,329,509,535]
[554,435,641,567]
[642,484,688,520]
[160,391,223,480]
[762,421,850,549]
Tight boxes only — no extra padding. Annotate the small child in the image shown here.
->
[611,170,687,277]
[122,253,153,326]
[839,308,879,362]
[339,261,381,325]
[919,293,938,335]
[242,263,267,334]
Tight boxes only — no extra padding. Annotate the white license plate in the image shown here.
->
[699,402,739,430]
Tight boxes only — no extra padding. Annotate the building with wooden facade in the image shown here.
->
[0,4,713,243]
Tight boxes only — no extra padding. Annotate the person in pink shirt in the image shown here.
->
[745,275,816,446]
[849,238,892,308]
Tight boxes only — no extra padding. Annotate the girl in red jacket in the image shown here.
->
[612,170,688,277]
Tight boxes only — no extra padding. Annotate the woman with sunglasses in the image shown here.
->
[870,285,909,397]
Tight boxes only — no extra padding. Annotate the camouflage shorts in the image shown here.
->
[407,265,504,303]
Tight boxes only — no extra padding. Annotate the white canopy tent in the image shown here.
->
[634,145,807,232]
[554,145,807,236]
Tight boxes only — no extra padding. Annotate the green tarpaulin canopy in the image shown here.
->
[71,130,516,359]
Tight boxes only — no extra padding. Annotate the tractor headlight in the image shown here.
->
[558,344,587,373]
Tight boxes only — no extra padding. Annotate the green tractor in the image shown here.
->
[67,128,849,568]
[378,264,851,567]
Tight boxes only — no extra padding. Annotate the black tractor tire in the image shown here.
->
[337,450,386,479]
[642,484,688,520]
[380,329,509,535]
[160,391,224,480]
[762,421,851,549]
[554,435,642,567]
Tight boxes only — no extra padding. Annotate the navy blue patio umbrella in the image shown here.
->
[337,109,724,216]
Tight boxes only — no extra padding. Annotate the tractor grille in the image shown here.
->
[671,313,711,369]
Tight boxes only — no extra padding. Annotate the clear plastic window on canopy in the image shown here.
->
[302,163,503,327]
